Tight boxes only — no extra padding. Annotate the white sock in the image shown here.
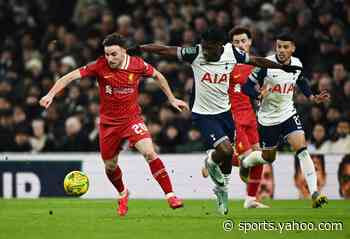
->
[242,151,268,167]
[297,148,317,195]
[245,196,256,203]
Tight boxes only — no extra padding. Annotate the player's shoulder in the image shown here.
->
[290,56,303,67]
[95,56,107,65]
[127,56,153,72]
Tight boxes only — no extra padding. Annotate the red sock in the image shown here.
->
[148,158,173,194]
[105,165,125,194]
[232,152,239,167]
[247,165,263,197]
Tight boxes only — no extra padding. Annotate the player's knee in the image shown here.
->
[103,156,118,173]
[262,150,276,163]
[142,150,158,162]
[217,144,233,159]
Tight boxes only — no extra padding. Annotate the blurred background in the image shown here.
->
[0,0,350,154]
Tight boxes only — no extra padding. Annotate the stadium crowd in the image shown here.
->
[0,0,349,154]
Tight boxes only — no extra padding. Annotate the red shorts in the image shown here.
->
[99,117,151,160]
[233,114,260,155]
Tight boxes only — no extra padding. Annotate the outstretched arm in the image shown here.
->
[128,44,199,63]
[296,75,330,103]
[242,67,267,99]
[39,69,81,108]
[152,69,189,112]
[248,55,302,73]
[139,44,178,58]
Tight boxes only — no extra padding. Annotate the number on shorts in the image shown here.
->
[131,123,148,134]
[293,115,301,126]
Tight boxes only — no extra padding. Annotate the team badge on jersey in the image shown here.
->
[128,73,135,84]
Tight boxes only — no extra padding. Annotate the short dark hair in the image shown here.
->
[102,33,126,48]
[275,31,295,43]
[201,27,226,44]
[228,27,252,40]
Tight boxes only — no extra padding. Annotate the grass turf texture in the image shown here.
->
[0,199,349,239]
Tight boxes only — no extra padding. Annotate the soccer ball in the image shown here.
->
[63,171,89,196]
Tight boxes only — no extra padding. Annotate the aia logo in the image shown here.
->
[201,73,229,84]
[270,83,295,94]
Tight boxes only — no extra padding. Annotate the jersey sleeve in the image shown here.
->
[141,60,155,77]
[296,73,312,97]
[79,60,99,78]
[177,46,199,63]
[232,45,250,64]
[248,67,267,86]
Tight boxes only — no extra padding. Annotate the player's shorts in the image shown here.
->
[192,110,235,150]
[99,117,151,160]
[259,114,304,149]
[235,116,260,154]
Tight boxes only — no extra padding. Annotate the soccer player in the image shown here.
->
[39,33,189,216]
[242,32,330,208]
[201,27,268,208]
[128,27,302,214]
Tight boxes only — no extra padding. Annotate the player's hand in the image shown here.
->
[39,94,54,109]
[281,65,303,73]
[259,85,269,98]
[310,90,331,104]
[126,45,141,56]
[169,98,189,112]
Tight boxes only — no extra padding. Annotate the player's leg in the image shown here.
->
[284,115,327,208]
[99,124,128,216]
[129,122,183,209]
[243,121,268,208]
[240,124,279,182]
[193,113,233,214]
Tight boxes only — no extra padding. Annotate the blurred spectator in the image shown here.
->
[58,116,90,151]
[320,119,350,154]
[29,118,55,152]
[308,124,327,153]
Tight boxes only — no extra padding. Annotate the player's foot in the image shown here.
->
[244,199,270,208]
[239,158,250,183]
[167,196,184,209]
[117,190,129,216]
[213,187,228,215]
[312,192,328,208]
[205,153,224,187]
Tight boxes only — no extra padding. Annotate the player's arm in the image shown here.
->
[231,45,302,73]
[39,69,82,109]
[296,74,330,103]
[152,69,189,112]
[242,67,267,100]
[128,44,199,63]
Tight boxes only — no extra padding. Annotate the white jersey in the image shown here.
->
[177,43,249,115]
[249,55,303,126]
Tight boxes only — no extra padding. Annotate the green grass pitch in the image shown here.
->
[0,199,349,239]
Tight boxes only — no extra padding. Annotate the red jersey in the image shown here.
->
[228,64,255,121]
[79,55,154,125]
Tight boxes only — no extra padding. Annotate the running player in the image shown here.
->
[242,32,330,208]
[128,27,302,214]
[39,33,188,216]
[201,27,268,208]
